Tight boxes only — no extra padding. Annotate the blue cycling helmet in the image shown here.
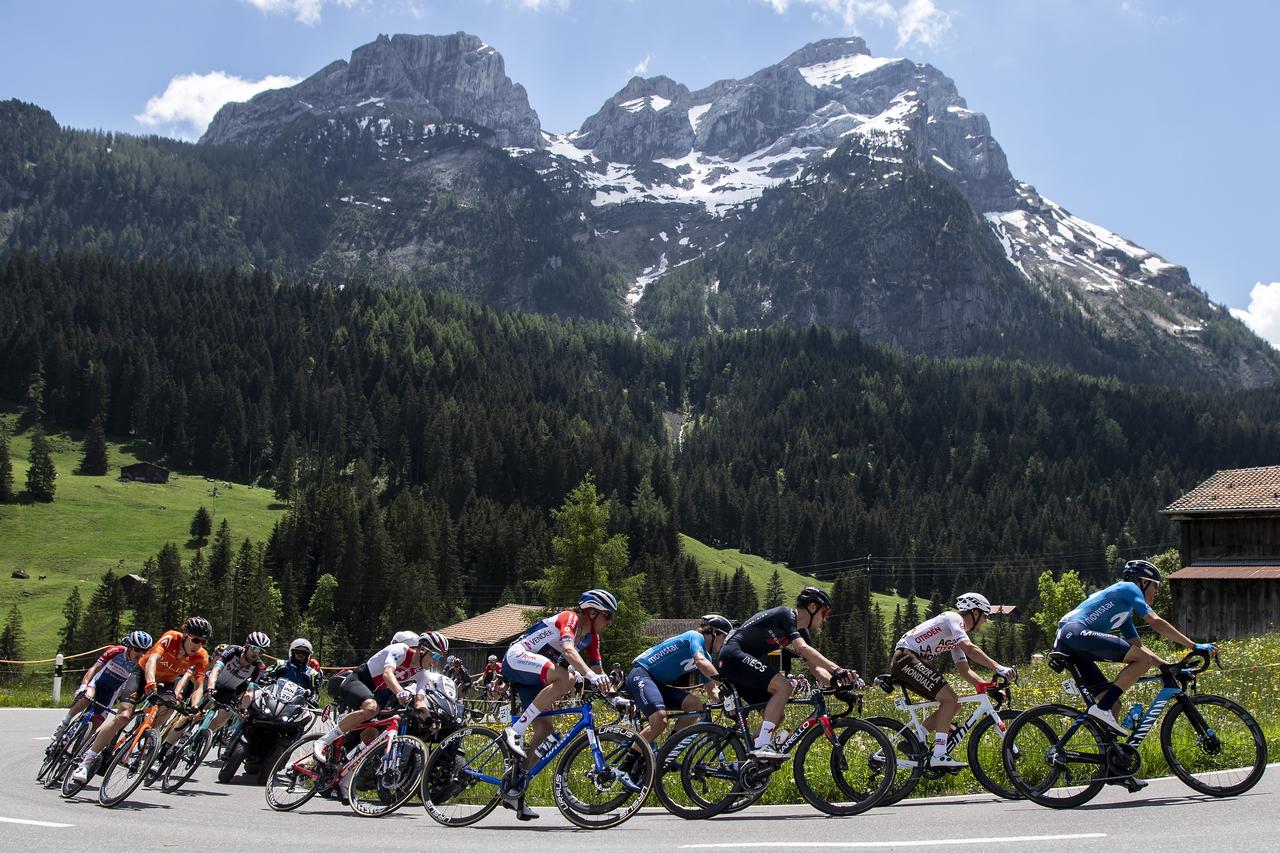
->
[123,630,154,651]
[578,589,618,612]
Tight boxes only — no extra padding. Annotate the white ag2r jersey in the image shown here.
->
[895,612,970,663]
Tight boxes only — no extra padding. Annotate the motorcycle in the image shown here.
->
[218,678,316,785]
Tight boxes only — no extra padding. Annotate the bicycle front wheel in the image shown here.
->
[553,727,654,829]
[653,722,747,819]
[1160,694,1267,797]
[794,717,895,816]
[864,716,923,806]
[264,734,326,812]
[99,730,159,807]
[161,728,211,793]
[968,709,1023,799]
[421,726,504,827]
[348,734,428,817]
[1001,704,1106,809]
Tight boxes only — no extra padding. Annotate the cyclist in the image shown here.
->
[481,654,503,698]
[51,631,153,742]
[271,638,323,693]
[892,593,1017,768]
[1055,559,1215,735]
[716,587,858,759]
[501,589,618,762]
[70,616,211,784]
[312,630,449,764]
[444,655,472,697]
[201,631,271,736]
[619,614,731,775]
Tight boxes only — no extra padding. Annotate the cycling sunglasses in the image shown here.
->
[248,645,266,654]
[186,635,208,645]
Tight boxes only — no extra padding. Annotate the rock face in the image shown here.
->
[202,32,543,149]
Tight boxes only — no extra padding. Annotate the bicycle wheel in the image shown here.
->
[42,721,88,788]
[99,730,160,807]
[653,722,747,819]
[36,724,69,783]
[348,734,428,817]
[1160,694,1267,797]
[421,726,504,827]
[864,716,923,806]
[1001,704,1106,809]
[794,717,895,816]
[161,728,211,793]
[553,727,654,829]
[967,709,1023,799]
[264,734,326,812]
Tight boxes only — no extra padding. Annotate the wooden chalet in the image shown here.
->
[119,461,170,484]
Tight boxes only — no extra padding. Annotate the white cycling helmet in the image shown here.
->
[955,592,991,614]
[392,630,419,645]
[487,654,497,662]
[419,631,449,654]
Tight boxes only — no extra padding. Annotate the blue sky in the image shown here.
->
[2,0,1277,334]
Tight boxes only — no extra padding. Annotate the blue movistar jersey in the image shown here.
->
[633,631,709,685]
[1059,581,1153,640]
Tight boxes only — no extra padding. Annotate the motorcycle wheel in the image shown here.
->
[218,741,247,784]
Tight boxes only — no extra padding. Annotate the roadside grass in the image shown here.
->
[0,413,285,658]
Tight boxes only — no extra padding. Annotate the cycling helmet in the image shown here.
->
[955,592,991,614]
[1122,559,1162,586]
[182,616,212,638]
[418,630,448,654]
[578,588,618,612]
[214,643,228,656]
[245,631,271,650]
[796,586,833,610]
[699,614,734,635]
[391,630,419,645]
[487,654,497,662]
[289,638,313,656]
[122,630,154,651]
[446,655,457,666]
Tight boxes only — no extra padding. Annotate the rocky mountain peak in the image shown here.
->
[777,36,872,68]
[201,31,543,149]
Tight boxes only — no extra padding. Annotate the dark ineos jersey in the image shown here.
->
[724,606,810,656]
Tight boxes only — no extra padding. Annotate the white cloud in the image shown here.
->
[513,0,569,9]
[632,55,652,76]
[135,71,302,140]
[760,0,951,48]
[240,0,361,26]
[1231,282,1280,349]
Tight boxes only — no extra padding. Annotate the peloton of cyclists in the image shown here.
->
[716,587,860,760]
[891,593,1017,768]
[51,631,153,742]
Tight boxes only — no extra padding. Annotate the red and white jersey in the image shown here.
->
[94,645,137,681]
[895,612,970,663]
[510,611,601,667]
[363,642,425,690]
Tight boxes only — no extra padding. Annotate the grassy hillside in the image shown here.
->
[678,533,907,617]
[0,416,284,658]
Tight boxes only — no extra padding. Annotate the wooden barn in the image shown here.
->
[120,461,170,484]
[439,603,542,672]
[1162,465,1280,639]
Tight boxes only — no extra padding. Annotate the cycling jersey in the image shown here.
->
[1058,581,1152,640]
[726,607,809,657]
[481,662,502,684]
[633,630,710,685]
[92,646,138,681]
[140,629,209,685]
[895,612,970,663]
[213,645,267,690]
[510,611,602,668]
[361,642,426,691]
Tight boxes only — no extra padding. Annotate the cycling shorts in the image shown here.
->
[1054,621,1132,692]
[624,665,692,718]
[211,684,245,707]
[715,643,777,705]
[117,670,179,706]
[335,667,393,711]
[890,649,945,701]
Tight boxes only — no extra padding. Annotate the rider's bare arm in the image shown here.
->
[1142,612,1196,649]
[559,643,604,687]
[953,659,986,688]
[956,639,1000,673]
[80,659,104,689]
[206,661,224,692]
[790,636,845,685]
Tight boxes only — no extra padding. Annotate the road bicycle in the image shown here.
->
[37,698,112,789]
[264,704,427,817]
[96,692,198,807]
[865,670,1021,804]
[652,682,893,818]
[1001,648,1267,808]
[420,689,654,829]
[153,697,235,793]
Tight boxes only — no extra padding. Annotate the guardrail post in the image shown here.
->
[53,653,64,705]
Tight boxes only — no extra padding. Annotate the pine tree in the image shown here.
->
[208,519,233,586]
[189,506,213,543]
[211,427,235,481]
[867,602,888,675]
[79,568,127,648]
[0,426,13,502]
[0,603,25,682]
[928,590,945,619]
[25,429,57,502]
[274,432,299,505]
[301,572,340,665]
[904,589,920,627]
[22,366,45,429]
[764,568,786,608]
[58,586,85,654]
[153,542,186,629]
[79,414,109,475]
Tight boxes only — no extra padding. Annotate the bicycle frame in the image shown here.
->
[1061,667,1185,751]
[720,684,844,756]
[287,711,403,785]
[887,686,1006,763]
[462,697,610,790]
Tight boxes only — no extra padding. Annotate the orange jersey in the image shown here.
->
[142,629,209,685]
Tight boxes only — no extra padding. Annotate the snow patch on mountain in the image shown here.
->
[797,54,899,89]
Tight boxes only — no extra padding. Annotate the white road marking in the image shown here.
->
[681,835,1107,849]
[0,816,75,828]
[31,736,53,740]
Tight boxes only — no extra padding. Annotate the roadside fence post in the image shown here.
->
[53,653,64,705]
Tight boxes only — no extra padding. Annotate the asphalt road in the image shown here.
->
[3,708,1275,851]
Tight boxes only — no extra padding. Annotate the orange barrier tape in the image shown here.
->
[0,645,110,665]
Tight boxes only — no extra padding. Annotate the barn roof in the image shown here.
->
[1164,466,1280,516]
[440,603,542,645]
[1169,564,1280,580]
[642,618,702,638]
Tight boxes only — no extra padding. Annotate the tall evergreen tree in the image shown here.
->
[22,366,45,429]
[189,506,213,543]
[153,542,186,629]
[0,426,13,502]
[211,427,236,481]
[79,414,109,475]
[57,586,85,655]
[764,569,786,609]
[25,428,56,501]
[274,432,299,505]
[79,568,126,649]
[208,519,233,586]
[0,603,25,682]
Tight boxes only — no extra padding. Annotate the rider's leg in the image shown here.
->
[519,668,573,767]
[82,701,133,758]
[675,692,705,733]
[924,684,959,759]
[756,672,794,748]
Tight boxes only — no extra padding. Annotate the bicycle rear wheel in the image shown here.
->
[42,721,89,788]
[99,730,159,807]
[1160,694,1267,797]
[653,722,747,819]
[968,709,1023,799]
[794,717,895,816]
[864,716,923,806]
[553,727,654,829]
[1001,704,1106,809]
[161,728,211,793]
[264,734,326,812]
[348,734,428,817]
[421,726,504,827]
